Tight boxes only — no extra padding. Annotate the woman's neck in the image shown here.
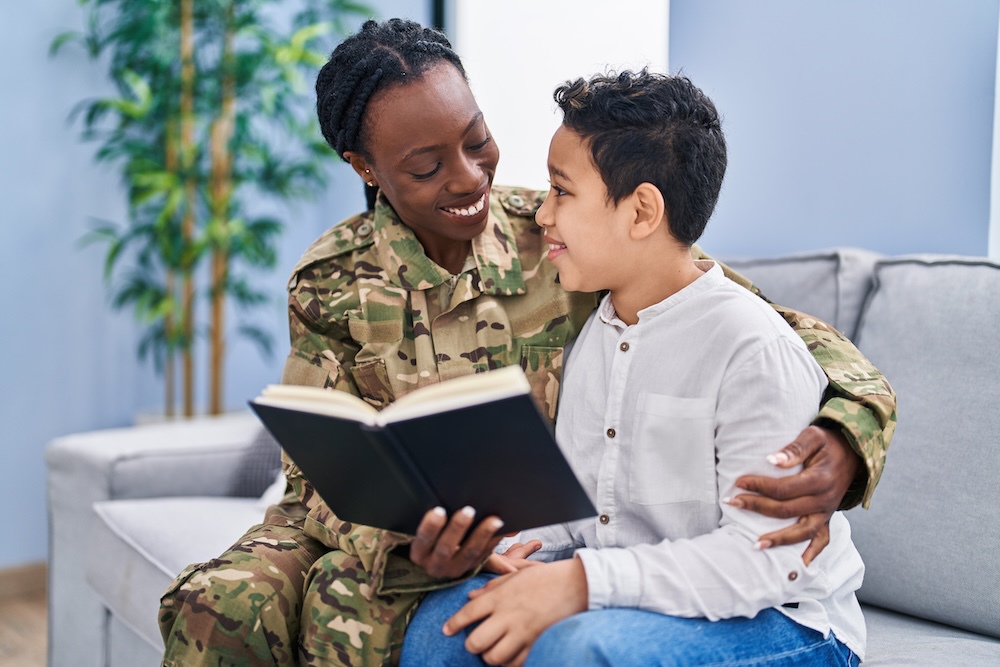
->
[417,235,471,275]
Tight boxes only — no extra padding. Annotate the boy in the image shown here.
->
[400,70,865,667]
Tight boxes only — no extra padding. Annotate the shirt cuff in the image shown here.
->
[576,547,642,610]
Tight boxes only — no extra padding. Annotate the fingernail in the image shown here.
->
[432,506,446,517]
[723,496,744,508]
[767,452,789,466]
[754,540,773,551]
[460,506,476,518]
[442,624,453,636]
[490,518,504,531]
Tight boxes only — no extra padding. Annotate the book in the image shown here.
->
[248,365,596,535]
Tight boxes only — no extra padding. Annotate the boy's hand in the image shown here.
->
[728,425,858,565]
[483,540,544,575]
[444,559,588,667]
[410,506,505,579]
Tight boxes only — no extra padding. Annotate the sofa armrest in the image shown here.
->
[46,411,262,501]
[45,411,263,667]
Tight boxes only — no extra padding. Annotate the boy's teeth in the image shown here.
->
[444,195,485,217]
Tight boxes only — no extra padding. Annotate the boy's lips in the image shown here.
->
[544,235,567,261]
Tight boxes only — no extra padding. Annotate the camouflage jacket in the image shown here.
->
[279,186,896,596]
[280,186,598,596]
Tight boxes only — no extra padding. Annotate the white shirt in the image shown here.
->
[517,261,866,658]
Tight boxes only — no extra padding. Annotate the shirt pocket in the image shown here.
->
[630,394,716,506]
[349,358,397,410]
[519,345,564,423]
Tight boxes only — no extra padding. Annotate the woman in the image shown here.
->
[158,18,894,667]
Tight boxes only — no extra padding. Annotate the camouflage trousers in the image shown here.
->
[159,502,423,667]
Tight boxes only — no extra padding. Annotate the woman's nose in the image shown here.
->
[447,153,483,193]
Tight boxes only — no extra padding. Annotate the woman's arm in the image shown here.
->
[698,248,896,558]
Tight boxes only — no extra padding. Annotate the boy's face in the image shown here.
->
[535,125,633,293]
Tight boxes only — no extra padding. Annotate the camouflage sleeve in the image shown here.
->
[697,247,897,510]
[279,276,480,597]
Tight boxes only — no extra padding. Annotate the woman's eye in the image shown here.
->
[469,135,492,151]
[551,184,568,196]
[412,164,441,180]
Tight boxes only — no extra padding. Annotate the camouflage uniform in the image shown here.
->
[159,186,896,666]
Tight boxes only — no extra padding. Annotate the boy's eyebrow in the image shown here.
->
[402,112,484,162]
[549,165,573,182]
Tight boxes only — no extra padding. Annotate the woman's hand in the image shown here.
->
[409,506,506,579]
[728,425,860,565]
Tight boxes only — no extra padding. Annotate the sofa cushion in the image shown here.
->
[86,497,267,650]
[229,426,282,497]
[846,256,1000,639]
[862,604,1000,665]
[722,247,881,339]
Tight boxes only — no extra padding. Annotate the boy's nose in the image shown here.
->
[534,196,552,227]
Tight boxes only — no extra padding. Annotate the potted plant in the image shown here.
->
[52,0,372,417]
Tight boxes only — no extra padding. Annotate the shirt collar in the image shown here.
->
[372,193,526,295]
[598,260,723,328]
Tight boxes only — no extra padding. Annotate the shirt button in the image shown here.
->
[507,194,525,208]
[356,222,373,237]
[599,514,610,524]
[619,342,630,352]
[788,571,799,581]
[606,428,616,438]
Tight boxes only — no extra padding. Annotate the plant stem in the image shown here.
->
[209,0,236,415]
[180,0,196,418]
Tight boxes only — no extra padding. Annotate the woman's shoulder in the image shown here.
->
[490,184,549,256]
[286,210,379,291]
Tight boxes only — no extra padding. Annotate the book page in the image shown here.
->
[380,365,531,424]
[254,384,378,424]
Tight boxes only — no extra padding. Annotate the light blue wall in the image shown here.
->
[670,0,999,257]
[0,1,429,570]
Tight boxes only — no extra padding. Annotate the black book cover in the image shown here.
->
[249,393,596,535]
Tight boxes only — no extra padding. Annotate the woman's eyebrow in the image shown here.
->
[401,112,484,162]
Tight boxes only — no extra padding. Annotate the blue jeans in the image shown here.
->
[400,574,860,667]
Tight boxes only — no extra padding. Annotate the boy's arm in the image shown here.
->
[696,246,897,510]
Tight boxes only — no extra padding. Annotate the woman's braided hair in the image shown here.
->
[316,18,466,161]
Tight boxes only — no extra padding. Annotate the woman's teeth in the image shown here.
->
[443,194,486,217]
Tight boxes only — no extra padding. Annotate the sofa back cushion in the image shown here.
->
[846,256,1000,639]
[722,248,881,339]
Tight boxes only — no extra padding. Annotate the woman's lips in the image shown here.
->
[441,193,486,218]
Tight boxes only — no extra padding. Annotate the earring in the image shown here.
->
[367,181,375,187]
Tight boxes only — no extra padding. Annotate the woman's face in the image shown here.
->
[348,63,500,259]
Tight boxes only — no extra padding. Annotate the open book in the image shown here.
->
[249,365,596,535]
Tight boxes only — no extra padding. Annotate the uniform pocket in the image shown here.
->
[630,394,716,506]
[350,358,396,409]
[519,345,564,422]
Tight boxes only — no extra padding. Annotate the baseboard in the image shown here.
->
[0,562,46,601]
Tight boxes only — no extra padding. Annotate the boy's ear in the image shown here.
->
[629,182,666,241]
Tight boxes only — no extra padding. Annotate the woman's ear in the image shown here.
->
[629,182,666,241]
[343,151,376,187]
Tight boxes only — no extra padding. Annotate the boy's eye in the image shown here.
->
[412,163,441,180]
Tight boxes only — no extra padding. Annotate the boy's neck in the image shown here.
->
[609,246,705,326]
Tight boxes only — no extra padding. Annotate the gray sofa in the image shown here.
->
[45,248,1000,666]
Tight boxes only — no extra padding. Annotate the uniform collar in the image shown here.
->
[372,192,526,295]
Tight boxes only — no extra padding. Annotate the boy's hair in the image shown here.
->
[554,69,727,246]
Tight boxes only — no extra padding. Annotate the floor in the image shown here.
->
[0,589,46,666]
